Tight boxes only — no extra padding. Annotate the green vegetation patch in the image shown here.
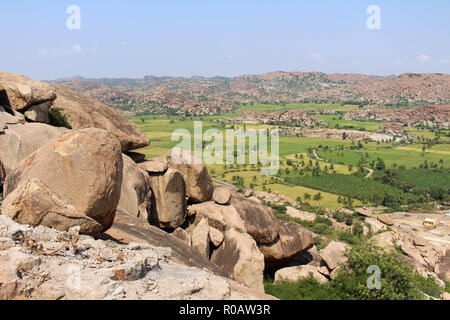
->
[48,108,72,129]
[283,172,416,206]
[265,243,443,300]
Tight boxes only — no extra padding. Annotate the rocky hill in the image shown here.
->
[0,71,313,299]
[51,71,450,116]
[344,105,450,129]
[2,71,449,300]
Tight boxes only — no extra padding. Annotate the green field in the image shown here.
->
[221,102,360,117]
[130,103,450,210]
[317,145,448,169]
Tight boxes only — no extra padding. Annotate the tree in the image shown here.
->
[375,158,386,171]
[313,192,323,206]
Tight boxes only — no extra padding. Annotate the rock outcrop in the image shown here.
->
[117,155,152,222]
[2,179,105,236]
[260,220,314,268]
[0,72,320,299]
[191,218,210,258]
[50,85,149,152]
[377,215,395,226]
[230,192,279,244]
[0,121,66,174]
[187,201,247,234]
[0,214,273,300]
[148,168,186,229]
[3,128,123,235]
[166,148,213,203]
[0,72,56,112]
[23,102,50,123]
[105,209,226,276]
[286,206,316,222]
[319,241,349,271]
[274,265,328,284]
[209,227,224,247]
[213,186,231,205]
[211,229,265,292]
[138,157,168,174]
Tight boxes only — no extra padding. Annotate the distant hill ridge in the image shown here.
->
[50,71,450,116]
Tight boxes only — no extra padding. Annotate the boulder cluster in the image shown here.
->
[0,72,314,294]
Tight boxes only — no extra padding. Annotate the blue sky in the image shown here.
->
[1,0,449,80]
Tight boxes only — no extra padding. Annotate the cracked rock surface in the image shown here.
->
[0,214,274,300]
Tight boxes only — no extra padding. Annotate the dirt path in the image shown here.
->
[312,149,373,179]
[312,149,323,161]
[364,167,374,179]
[212,177,236,188]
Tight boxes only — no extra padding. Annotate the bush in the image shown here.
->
[264,276,337,300]
[337,232,360,245]
[48,108,72,129]
[330,243,429,300]
[352,222,363,237]
[265,243,439,300]
[313,237,327,250]
[345,216,354,226]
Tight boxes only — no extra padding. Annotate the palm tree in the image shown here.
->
[313,192,323,206]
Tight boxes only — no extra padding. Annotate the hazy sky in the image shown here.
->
[1,0,449,80]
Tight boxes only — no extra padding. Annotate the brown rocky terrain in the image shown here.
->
[2,71,449,300]
[222,109,325,127]
[344,105,450,129]
[0,71,315,299]
[51,72,450,116]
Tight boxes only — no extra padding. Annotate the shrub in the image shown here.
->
[345,215,354,226]
[337,232,360,245]
[265,243,440,300]
[48,108,72,129]
[264,276,338,300]
[313,237,327,250]
[352,222,363,237]
[330,243,428,300]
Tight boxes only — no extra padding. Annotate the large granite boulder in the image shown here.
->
[148,168,186,229]
[3,128,123,235]
[211,229,265,292]
[166,148,213,203]
[377,215,395,226]
[187,201,247,234]
[319,241,350,271]
[209,226,224,247]
[191,218,210,258]
[274,265,328,284]
[230,192,279,244]
[138,156,168,174]
[260,220,313,268]
[117,154,152,222]
[23,102,50,123]
[2,179,104,236]
[0,72,56,111]
[50,85,149,152]
[0,121,66,175]
[213,186,231,205]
